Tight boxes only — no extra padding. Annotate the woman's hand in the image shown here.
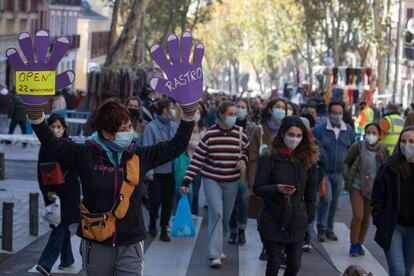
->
[276,184,296,196]
[236,160,247,172]
[47,192,56,201]
[180,186,190,194]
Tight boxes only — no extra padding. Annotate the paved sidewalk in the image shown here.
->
[0,179,49,254]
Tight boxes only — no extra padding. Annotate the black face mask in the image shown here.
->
[128,109,140,124]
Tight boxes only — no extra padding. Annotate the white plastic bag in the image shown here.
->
[42,195,61,226]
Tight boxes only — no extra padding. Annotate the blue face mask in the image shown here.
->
[272,108,286,121]
[236,108,247,120]
[114,130,133,148]
[225,116,237,128]
[330,114,343,127]
[169,109,177,119]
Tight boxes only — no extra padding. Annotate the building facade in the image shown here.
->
[75,0,111,91]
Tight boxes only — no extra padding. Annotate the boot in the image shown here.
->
[228,233,237,244]
[160,227,171,242]
[238,229,246,245]
[148,218,157,237]
[259,246,267,261]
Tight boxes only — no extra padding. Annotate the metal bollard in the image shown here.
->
[0,152,5,180]
[29,193,39,236]
[2,202,14,251]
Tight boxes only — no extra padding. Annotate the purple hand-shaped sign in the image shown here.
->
[6,30,75,105]
[149,32,204,105]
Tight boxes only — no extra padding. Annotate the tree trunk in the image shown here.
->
[108,0,121,50]
[232,61,240,94]
[227,64,232,95]
[105,0,149,69]
[373,0,387,94]
[252,61,264,94]
[133,12,145,65]
[306,38,313,89]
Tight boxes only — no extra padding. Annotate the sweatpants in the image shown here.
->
[80,239,144,276]
[148,173,175,228]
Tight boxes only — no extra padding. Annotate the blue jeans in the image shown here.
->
[203,177,238,259]
[229,185,249,233]
[316,173,344,234]
[385,224,414,276]
[38,224,74,271]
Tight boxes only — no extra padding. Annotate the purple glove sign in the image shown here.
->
[149,32,204,105]
[6,30,75,105]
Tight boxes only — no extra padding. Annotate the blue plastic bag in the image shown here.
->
[172,194,196,238]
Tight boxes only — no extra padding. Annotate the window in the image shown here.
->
[91,31,110,58]
[404,8,414,60]
[4,0,14,11]
[19,0,27,12]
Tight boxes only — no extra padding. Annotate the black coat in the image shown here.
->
[253,153,316,243]
[372,156,404,250]
[38,138,81,226]
[32,119,193,246]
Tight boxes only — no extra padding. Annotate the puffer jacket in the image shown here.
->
[253,152,317,243]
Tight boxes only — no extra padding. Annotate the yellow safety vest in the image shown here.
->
[362,107,374,128]
[381,114,404,155]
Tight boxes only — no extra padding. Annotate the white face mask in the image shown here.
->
[365,134,378,145]
[287,109,294,116]
[53,128,64,138]
[284,136,302,150]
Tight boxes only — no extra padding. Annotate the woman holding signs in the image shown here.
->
[6,30,204,276]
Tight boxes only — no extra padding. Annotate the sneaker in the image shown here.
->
[349,244,359,257]
[302,242,313,252]
[35,265,51,276]
[210,258,221,268]
[238,229,246,245]
[326,232,338,241]
[259,247,267,261]
[228,233,237,244]
[160,230,171,242]
[221,253,227,259]
[318,231,327,242]
[58,263,74,270]
[357,244,365,256]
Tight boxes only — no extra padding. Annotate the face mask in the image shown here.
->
[169,109,177,119]
[287,109,294,116]
[224,116,237,128]
[365,134,378,145]
[115,130,133,148]
[272,108,286,121]
[128,108,139,118]
[236,108,247,120]
[53,128,64,138]
[284,136,302,150]
[330,114,343,126]
[194,112,201,123]
[400,143,414,160]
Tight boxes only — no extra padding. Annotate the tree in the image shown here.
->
[104,0,150,68]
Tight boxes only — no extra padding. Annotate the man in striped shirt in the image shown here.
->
[181,100,249,268]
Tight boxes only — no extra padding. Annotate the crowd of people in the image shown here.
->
[28,82,414,276]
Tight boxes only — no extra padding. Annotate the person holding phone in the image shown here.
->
[254,116,319,276]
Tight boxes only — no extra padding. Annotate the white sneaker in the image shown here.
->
[210,258,221,267]
[221,253,227,259]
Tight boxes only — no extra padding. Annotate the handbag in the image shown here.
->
[39,162,65,186]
